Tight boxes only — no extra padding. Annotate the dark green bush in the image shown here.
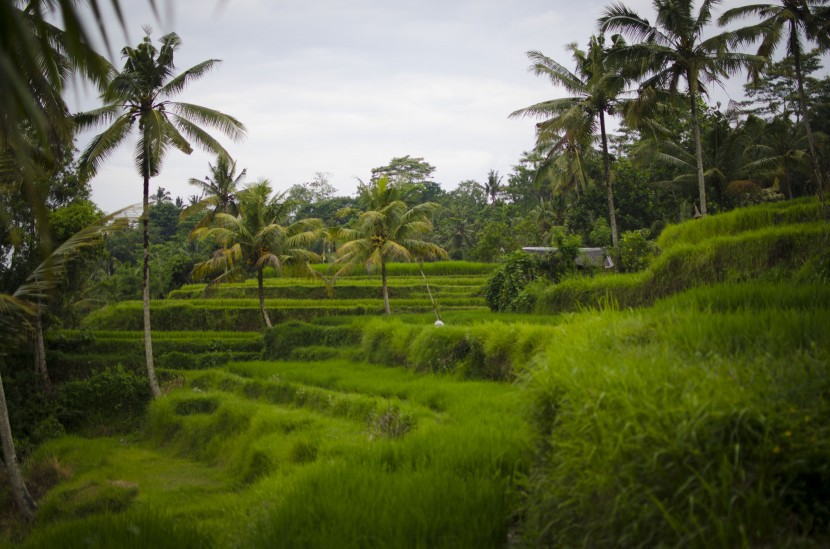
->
[485,251,539,312]
[57,367,150,432]
[613,229,655,273]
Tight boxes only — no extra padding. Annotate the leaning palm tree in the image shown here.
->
[600,0,762,216]
[0,208,129,521]
[181,153,246,226]
[719,0,829,201]
[76,31,246,398]
[334,177,447,315]
[511,34,626,244]
[190,180,322,328]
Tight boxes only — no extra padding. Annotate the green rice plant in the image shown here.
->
[82,299,487,331]
[360,318,416,365]
[310,260,496,277]
[37,479,139,522]
[245,462,512,549]
[360,318,558,380]
[522,294,830,547]
[655,282,830,312]
[263,321,361,359]
[169,283,483,301]
[20,510,212,548]
[657,197,822,250]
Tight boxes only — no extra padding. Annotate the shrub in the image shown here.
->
[614,229,655,273]
[485,251,539,312]
[57,367,150,433]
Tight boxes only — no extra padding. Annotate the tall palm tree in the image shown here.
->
[334,177,446,315]
[511,34,626,245]
[719,0,830,201]
[190,180,322,328]
[181,153,246,225]
[76,31,246,398]
[600,0,762,216]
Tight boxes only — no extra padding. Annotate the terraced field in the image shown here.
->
[15,200,830,547]
[48,268,492,374]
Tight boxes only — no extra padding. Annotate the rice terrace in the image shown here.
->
[3,0,830,548]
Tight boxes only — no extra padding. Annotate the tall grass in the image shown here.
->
[522,284,830,546]
[657,197,822,250]
[360,317,556,380]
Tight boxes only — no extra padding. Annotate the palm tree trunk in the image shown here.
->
[689,88,707,216]
[0,369,37,521]
[381,260,391,315]
[258,268,272,328]
[142,171,161,399]
[793,45,826,203]
[33,304,50,390]
[599,110,619,246]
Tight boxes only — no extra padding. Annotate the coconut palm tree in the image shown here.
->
[181,153,246,225]
[511,34,626,245]
[632,106,753,203]
[600,0,762,216]
[719,0,830,201]
[190,180,322,328]
[76,31,246,398]
[484,169,503,205]
[334,177,447,315]
[743,114,816,199]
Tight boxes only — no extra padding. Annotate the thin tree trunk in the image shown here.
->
[33,304,50,391]
[599,110,619,246]
[0,370,36,521]
[143,171,161,399]
[381,260,391,315]
[794,45,826,203]
[258,268,272,328]
[690,89,707,216]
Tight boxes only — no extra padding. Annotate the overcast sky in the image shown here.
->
[67,0,774,212]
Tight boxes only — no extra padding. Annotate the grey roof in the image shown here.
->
[522,247,615,269]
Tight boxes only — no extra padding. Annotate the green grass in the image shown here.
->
[521,282,830,547]
[657,197,824,249]
[17,359,530,548]
[82,299,488,331]
[308,260,496,276]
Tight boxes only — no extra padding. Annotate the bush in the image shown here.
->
[485,251,539,312]
[57,367,150,433]
[613,229,655,273]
